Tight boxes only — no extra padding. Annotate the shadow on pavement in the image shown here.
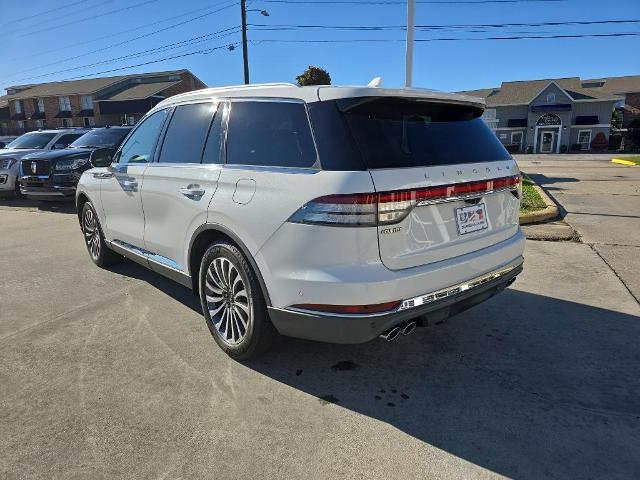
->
[243,289,640,479]
[109,260,640,479]
[0,196,76,214]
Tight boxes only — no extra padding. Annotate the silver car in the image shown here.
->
[76,83,525,360]
[0,129,89,197]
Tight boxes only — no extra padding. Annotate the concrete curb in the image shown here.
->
[519,183,559,225]
[611,158,639,166]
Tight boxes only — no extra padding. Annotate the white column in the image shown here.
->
[405,0,415,88]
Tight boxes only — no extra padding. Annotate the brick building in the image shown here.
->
[2,69,206,135]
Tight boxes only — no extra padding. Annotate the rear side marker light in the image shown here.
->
[288,175,521,227]
[290,300,402,315]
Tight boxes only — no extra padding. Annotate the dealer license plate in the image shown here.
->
[455,204,488,235]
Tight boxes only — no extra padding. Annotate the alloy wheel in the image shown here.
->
[205,257,251,346]
[83,208,101,260]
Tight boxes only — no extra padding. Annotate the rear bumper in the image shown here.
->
[268,259,522,344]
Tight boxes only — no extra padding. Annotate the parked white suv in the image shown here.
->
[0,129,89,197]
[76,83,525,359]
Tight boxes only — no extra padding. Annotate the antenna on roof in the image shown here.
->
[367,77,383,88]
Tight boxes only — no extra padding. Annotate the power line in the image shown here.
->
[7,1,238,63]
[262,0,564,4]
[250,32,640,43]
[15,0,161,38]
[7,27,242,84]
[60,43,241,81]
[11,0,114,31]
[248,19,640,31]
[6,0,93,24]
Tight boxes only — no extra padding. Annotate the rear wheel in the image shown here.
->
[81,201,122,267]
[199,241,277,360]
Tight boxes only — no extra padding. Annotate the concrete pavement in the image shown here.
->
[1,194,640,479]
[517,154,640,303]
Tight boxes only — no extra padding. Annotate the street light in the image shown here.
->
[240,1,270,84]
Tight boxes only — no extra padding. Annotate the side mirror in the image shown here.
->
[91,148,113,168]
[53,143,66,150]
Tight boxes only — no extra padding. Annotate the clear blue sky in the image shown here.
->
[2,0,639,93]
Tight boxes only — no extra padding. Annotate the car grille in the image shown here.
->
[21,159,50,176]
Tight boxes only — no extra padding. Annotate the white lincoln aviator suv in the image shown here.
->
[76,83,525,359]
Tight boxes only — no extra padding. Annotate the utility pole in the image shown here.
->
[405,0,415,87]
[240,0,249,84]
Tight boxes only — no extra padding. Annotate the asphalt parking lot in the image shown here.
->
[1,158,640,479]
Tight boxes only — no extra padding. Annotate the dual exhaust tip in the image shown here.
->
[379,320,417,341]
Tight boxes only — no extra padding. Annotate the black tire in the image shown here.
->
[14,179,24,199]
[81,201,122,268]
[199,241,278,360]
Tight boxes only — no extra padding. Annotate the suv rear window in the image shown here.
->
[226,101,317,168]
[338,97,510,169]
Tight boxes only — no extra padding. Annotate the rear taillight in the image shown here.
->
[288,193,378,227]
[289,175,521,227]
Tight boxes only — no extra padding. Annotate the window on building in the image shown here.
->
[37,98,45,112]
[578,130,592,151]
[115,109,169,165]
[158,103,216,164]
[120,114,138,126]
[59,96,71,111]
[14,100,22,114]
[80,95,93,110]
[511,131,524,149]
[546,93,556,104]
[481,108,498,131]
[17,120,25,130]
[62,118,73,127]
[226,101,317,168]
[83,117,95,127]
[35,119,47,129]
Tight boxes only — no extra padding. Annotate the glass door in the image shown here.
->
[540,131,554,153]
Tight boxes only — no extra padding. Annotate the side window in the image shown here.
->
[202,102,228,164]
[158,102,216,164]
[116,109,169,165]
[226,101,317,168]
[56,134,82,147]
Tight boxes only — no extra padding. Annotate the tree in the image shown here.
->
[611,108,622,130]
[296,66,331,86]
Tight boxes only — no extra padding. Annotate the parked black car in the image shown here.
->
[19,126,131,200]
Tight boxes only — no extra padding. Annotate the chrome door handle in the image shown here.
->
[180,185,205,197]
[92,172,114,179]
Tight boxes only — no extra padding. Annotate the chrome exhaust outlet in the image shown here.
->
[379,326,401,341]
[401,321,417,336]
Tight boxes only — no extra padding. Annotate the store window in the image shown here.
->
[59,96,71,111]
[578,130,592,151]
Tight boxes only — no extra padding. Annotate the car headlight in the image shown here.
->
[55,157,90,171]
[0,158,16,169]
